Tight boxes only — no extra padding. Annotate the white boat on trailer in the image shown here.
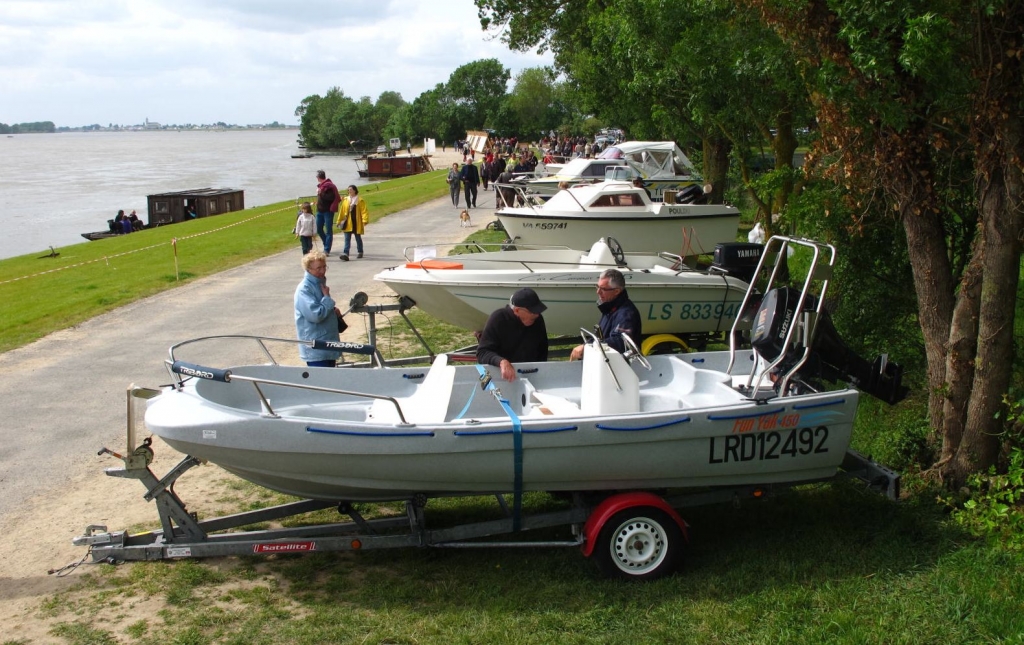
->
[525,141,700,199]
[374,237,757,340]
[496,180,740,255]
[75,237,905,579]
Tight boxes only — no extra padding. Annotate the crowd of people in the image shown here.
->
[294,138,639,370]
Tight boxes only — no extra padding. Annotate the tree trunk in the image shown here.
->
[946,2,1024,486]
[949,126,1024,483]
[938,236,982,472]
[702,135,732,204]
[771,112,799,221]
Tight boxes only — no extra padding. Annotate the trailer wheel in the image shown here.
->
[593,507,683,580]
[641,334,690,356]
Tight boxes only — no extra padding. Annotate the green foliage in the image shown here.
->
[854,393,934,471]
[295,88,411,150]
[0,121,56,134]
[948,447,1024,550]
[446,58,510,129]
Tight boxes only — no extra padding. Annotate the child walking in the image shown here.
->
[295,202,316,255]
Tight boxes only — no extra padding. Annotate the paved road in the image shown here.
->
[0,190,499,522]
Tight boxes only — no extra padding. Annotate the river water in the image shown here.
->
[0,129,368,260]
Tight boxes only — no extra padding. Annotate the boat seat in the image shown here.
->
[529,391,582,416]
[367,354,456,425]
[580,344,640,415]
[581,240,616,266]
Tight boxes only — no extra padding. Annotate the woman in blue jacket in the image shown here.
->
[294,250,343,366]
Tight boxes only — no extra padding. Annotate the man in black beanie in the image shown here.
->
[477,288,549,381]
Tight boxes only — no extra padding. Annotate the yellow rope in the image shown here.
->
[0,203,294,286]
[1,172,445,286]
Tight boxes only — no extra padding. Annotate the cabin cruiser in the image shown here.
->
[523,141,700,199]
[496,180,740,255]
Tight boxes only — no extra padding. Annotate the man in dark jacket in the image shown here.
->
[460,160,480,208]
[315,170,340,256]
[477,288,549,381]
[570,269,642,360]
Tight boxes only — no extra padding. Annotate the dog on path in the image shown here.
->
[459,209,472,228]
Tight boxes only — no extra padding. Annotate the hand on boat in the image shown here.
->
[499,359,516,381]
[570,344,585,361]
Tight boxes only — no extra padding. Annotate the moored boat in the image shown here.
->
[496,180,740,255]
[374,238,759,339]
[355,153,434,178]
[524,141,700,199]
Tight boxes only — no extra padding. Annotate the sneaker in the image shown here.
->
[325,252,331,257]
[339,254,349,261]
[357,253,363,259]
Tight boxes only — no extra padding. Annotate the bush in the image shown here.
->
[948,447,1024,550]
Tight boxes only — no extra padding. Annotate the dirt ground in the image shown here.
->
[0,182,483,642]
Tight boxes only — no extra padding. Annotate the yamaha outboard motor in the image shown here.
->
[675,184,708,204]
[712,242,764,284]
[750,287,907,404]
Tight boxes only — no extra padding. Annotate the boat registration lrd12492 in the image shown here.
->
[708,426,830,464]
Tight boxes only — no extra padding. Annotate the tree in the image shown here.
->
[446,59,511,129]
[747,0,1023,485]
[296,87,356,149]
[507,67,557,136]
[475,0,812,209]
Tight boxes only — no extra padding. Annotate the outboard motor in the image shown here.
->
[712,242,764,284]
[676,184,708,204]
[750,287,907,404]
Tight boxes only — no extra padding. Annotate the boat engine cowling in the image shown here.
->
[712,243,764,284]
[676,184,708,204]
[750,287,907,404]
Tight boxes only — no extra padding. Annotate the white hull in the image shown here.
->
[495,181,740,255]
[376,254,748,336]
[498,205,740,255]
[147,350,859,502]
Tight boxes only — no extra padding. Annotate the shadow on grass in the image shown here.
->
[263,480,959,609]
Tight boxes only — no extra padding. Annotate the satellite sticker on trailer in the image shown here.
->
[253,541,316,554]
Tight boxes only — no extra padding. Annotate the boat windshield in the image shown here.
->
[553,158,622,179]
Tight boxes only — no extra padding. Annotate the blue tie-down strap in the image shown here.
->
[475,365,524,531]
[170,360,231,382]
[312,340,377,355]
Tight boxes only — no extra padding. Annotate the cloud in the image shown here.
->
[0,0,552,126]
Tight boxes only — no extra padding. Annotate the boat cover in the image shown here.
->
[598,141,696,179]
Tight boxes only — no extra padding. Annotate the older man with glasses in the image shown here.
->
[570,268,642,361]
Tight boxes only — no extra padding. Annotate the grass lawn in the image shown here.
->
[7,180,1023,644]
[0,169,451,354]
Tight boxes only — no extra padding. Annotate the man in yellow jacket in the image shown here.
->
[336,184,369,261]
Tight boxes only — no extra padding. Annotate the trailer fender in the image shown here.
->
[580,492,688,558]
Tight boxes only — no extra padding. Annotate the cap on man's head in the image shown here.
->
[511,288,547,315]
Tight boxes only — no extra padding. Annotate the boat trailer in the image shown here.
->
[73,387,900,580]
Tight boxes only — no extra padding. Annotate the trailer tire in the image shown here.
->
[592,507,683,580]
[641,334,690,356]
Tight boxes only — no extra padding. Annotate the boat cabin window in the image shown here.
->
[155,201,169,214]
[225,200,232,211]
[382,162,391,172]
[585,163,615,177]
[208,200,218,214]
[590,193,645,207]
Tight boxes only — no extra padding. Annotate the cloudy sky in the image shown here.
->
[1,0,553,128]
